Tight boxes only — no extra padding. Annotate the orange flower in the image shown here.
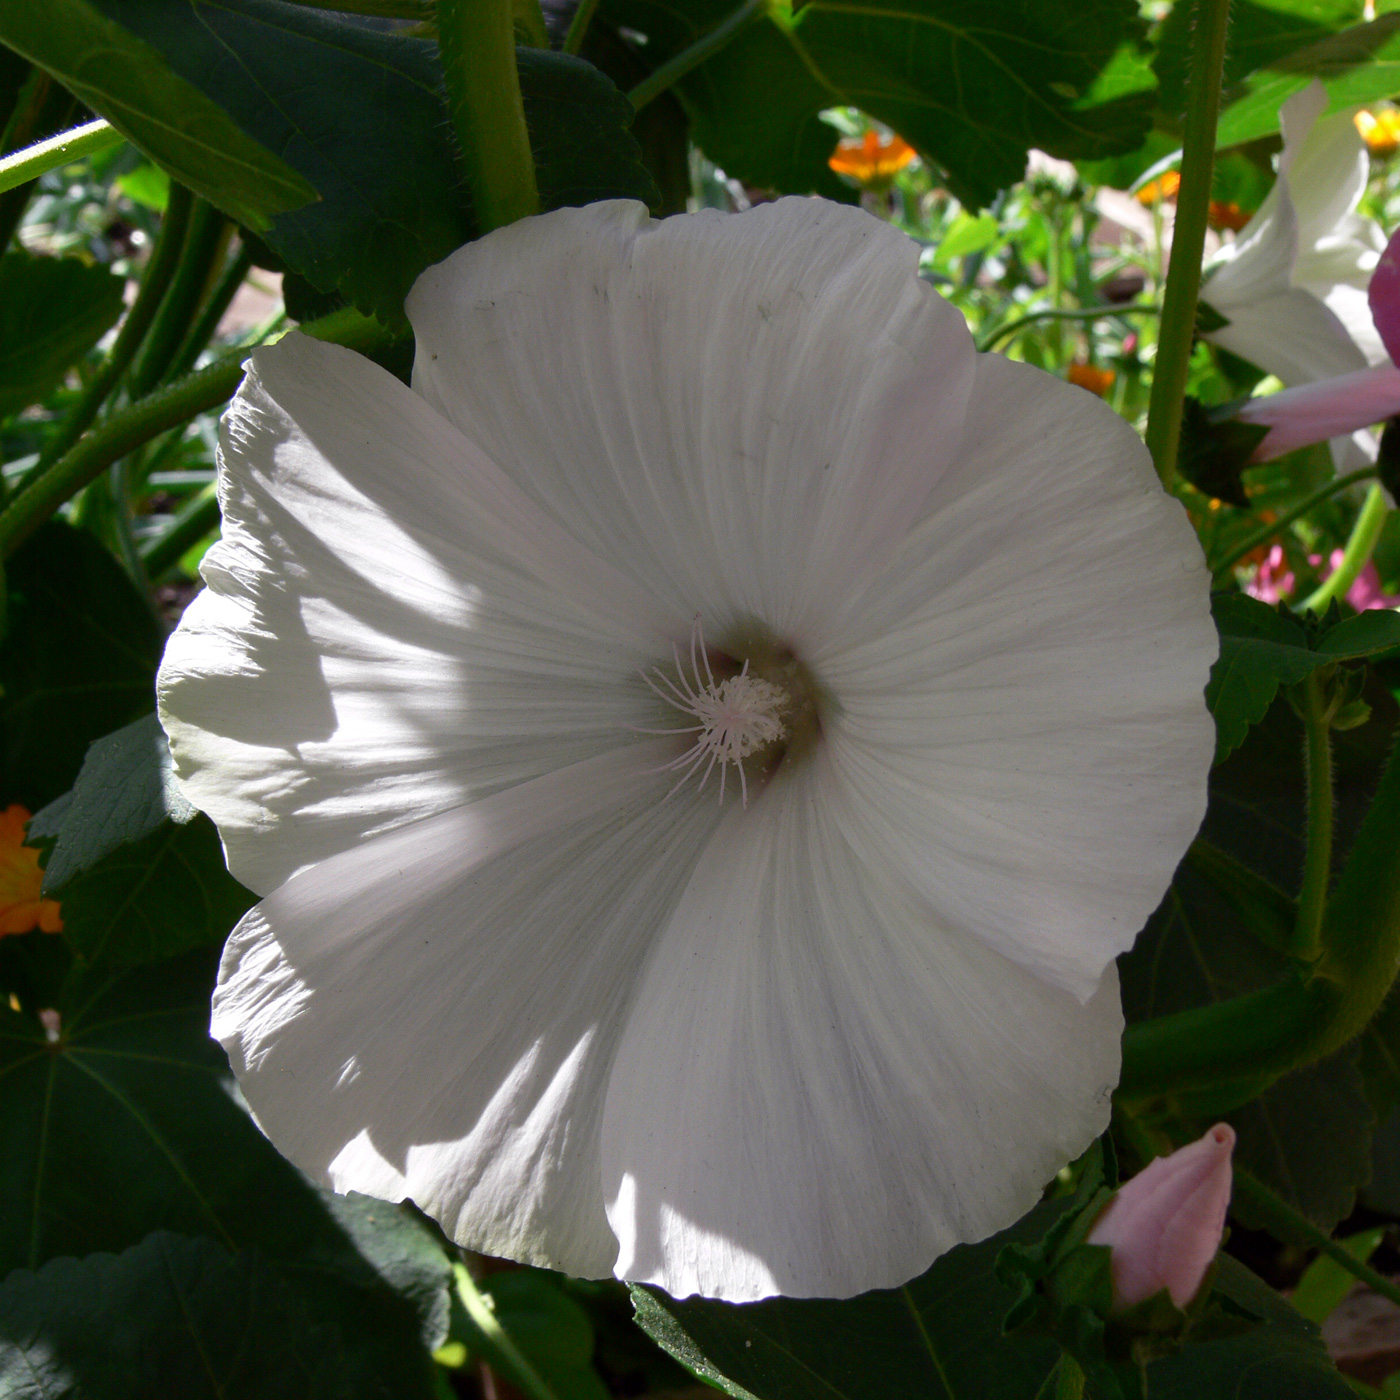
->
[1135,170,1180,205]
[828,130,917,184]
[0,805,62,935]
[1356,109,1400,157]
[1067,363,1116,396]
[1208,200,1252,232]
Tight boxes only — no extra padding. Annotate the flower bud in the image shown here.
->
[1086,1124,1235,1311]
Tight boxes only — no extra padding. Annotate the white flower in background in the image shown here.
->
[1201,82,1388,469]
[158,199,1216,1303]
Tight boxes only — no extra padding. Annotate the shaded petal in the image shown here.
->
[1206,287,1368,386]
[1284,97,1368,254]
[159,335,674,894]
[406,199,976,645]
[212,746,724,1279]
[1370,226,1400,365]
[811,354,1214,998]
[601,756,1122,1301]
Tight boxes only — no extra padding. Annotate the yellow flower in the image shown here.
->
[1355,109,1400,157]
[0,805,62,936]
[1067,363,1116,396]
[828,130,917,185]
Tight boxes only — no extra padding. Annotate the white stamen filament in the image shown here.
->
[638,617,789,806]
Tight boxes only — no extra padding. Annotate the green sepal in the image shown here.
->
[1176,396,1267,509]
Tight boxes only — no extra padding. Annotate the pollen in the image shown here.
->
[640,617,791,806]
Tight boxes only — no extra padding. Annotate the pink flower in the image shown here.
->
[1245,544,1295,603]
[1086,1123,1235,1311]
[1311,548,1400,610]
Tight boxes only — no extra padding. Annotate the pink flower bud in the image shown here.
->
[1086,1124,1235,1311]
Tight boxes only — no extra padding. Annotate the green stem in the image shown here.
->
[0,119,122,196]
[0,307,399,558]
[628,0,769,110]
[1208,467,1379,574]
[563,0,601,54]
[1300,482,1389,614]
[1143,0,1231,489]
[140,482,219,580]
[1055,1354,1086,1400]
[166,243,255,382]
[1120,723,1400,1098]
[451,1263,559,1400]
[976,303,1160,354]
[438,0,540,233]
[1292,669,1335,964]
[128,199,229,398]
[0,71,75,254]
[1231,1169,1400,1311]
[20,184,195,489]
[512,0,550,47]
[274,0,432,12]
[107,457,152,595]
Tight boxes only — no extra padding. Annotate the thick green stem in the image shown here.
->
[1292,670,1335,964]
[0,119,122,196]
[0,71,75,254]
[563,0,601,53]
[452,1263,559,1400]
[1232,1169,1400,1310]
[976,303,1160,354]
[128,199,229,398]
[1143,0,1231,488]
[0,307,399,558]
[628,0,768,110]
[1300,482,1389,613]
[21,184,195,489]
[1120,727,1400,1098]
[438,0,540,233]
[167,243,254,382]
[1208,467,1378,574]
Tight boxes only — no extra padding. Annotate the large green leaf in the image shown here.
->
[0,252,124,420]
[84,0,657,325]
[0,0,316,231]
[1216,12,1400,148]
[0,522,161,812]
[0,947,450,1396]
[599,0,1156,207]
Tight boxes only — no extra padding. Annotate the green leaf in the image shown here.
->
[1226,1053,1376,1238]
[1143,1256,1351,1400]
[30,712,194,895]
[83,0,657,326]
[600,0,1155,208]
[1216,12,1400,149]
[1206,592,1324,764]
[1176,398,1268,510]
[0,0,317,232]
[933,213,1002,265]
[0,948,450,1396]
[0,1232,325,1399]
[1316,608,1400,659]
[1290,1226,1385,1323]
[0,251,124,420]
[1,522,161,812]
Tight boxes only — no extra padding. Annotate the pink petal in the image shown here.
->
[1370,226,1400,366]
[1238,362,1400,461]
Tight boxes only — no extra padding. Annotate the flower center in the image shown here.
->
[640,617,820,806]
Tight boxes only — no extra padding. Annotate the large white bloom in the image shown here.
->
[1202,83,1387,469]
[158,198,1216,1302]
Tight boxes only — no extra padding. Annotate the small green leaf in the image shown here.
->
[1176,398,1267,510]
[1315,608,1400,659]
[933,213,1001,265]
[0,0,317,231]
[1291,1227,1385,1324]
[30,712,194,895]
[1,522,161,812]
[0,251,124,420]
[1206,592,1323,764]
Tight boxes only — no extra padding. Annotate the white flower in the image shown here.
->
[1202,82,1388,469]
[158,199,1216,1302]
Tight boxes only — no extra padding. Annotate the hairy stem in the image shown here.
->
[140,482,219,580]
[1143,0,1231,488]
[438,0,540,232]
[628,0,769,110]
[452,1263,559,1400]
[166,243,255,383]
[1300,482,1389,613]
[0,118,122,196]
[976,303,1160,354]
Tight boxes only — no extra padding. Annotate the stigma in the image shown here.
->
[641,617,791,806]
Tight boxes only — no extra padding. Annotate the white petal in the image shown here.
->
[1206,287,1369,386]
[809,354,1215,998]
[1284,101,1368,256]
[600,756,1123,1301]
[406,199,977,644]
[212,746,724,1279]
[159,335,675,894]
